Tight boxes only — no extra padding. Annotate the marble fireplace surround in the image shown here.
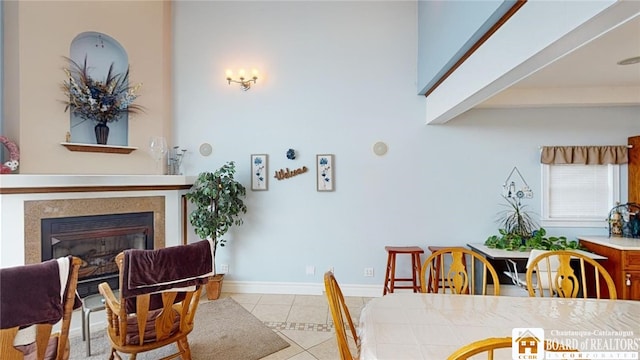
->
[24,196,166,265]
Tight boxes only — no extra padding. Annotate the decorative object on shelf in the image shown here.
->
[502,166,533,203]
[199,143,212,157]
[608,202,640,238]
[94,123,109,145]
[274,166,308,181]
[0,136,20,174]
[373,141,388,156]
[168,146,187,175]
[316,154,334,192]
[286,148,296,160]
[185,161,247,300]
[225,69,258,91]
[251,154,268,191]
[61,55,143,145]
[148,136,167,174]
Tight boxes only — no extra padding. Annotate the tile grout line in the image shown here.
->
[264,321,334,332]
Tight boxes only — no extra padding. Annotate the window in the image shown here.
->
[541,164,620,227]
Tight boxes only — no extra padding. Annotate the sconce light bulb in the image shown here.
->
[238,69,246,77]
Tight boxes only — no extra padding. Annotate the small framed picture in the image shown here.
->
[251,154,268,191]
[316,154,334,192]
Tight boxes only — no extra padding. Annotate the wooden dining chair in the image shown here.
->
[447,336,579,360]
[0,256,82,360]
[324,271,359,360]
[98,240,213,360]
[525,250,617,299]
[420,247,501,295]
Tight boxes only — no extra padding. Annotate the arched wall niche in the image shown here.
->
[68,31,129,146]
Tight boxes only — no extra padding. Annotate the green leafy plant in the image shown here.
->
[496,196,538,238]
[185,161,247,274]
[485,197,585,251]
[485,227,585,251]
[485,229,523,251]
[523,228,584,251]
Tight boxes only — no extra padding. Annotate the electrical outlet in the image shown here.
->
[220,264,229,273]
[306,265,315,275]
[364,267,374,277]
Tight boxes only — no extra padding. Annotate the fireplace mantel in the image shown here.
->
[0,175,194,268]
[0,175,195,194]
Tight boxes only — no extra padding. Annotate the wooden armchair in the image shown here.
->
[98,240,214,360]
[0,256,82,360]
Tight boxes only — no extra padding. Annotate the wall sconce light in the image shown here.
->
[225,69,258,91]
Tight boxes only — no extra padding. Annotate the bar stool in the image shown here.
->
[383,246,424,295]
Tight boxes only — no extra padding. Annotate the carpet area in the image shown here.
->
[69,297,291,359]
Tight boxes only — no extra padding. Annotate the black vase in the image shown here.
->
[94,123,109,145]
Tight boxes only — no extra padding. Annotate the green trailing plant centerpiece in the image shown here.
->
[185,161,247,299]
[61,56,143,145]
[485,197,584,251]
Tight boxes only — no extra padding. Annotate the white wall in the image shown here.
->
[174,1,423,288]
[417,0,507,94]
[173,2,640,292]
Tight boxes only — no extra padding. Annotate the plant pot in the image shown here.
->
[205,274,224,300]
[94,123,109,145]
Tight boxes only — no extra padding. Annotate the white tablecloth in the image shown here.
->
[358,293,640,359]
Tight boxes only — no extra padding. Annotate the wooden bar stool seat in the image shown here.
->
[383,246,424,295]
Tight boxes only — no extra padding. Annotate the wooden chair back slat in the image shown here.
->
[421,248,500,296]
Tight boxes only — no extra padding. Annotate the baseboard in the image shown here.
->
[221,280,383,298]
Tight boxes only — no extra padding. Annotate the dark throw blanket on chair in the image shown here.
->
[122,240,213,299]
[0,256,77,329]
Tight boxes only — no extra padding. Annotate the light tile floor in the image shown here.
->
[218,292,372,360]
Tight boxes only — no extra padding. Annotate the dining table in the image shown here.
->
[357,292,640,360]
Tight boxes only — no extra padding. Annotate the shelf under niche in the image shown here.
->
[61,142,137,154]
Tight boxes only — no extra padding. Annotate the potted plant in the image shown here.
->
[485,197,585,251]
[185,161,247,300]
[485,196,538,251]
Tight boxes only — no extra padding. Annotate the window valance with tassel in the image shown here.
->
[540,145,628,165]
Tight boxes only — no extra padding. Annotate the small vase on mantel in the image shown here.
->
[94,123,109,145]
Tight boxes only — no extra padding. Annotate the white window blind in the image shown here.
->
[541,164,619,227]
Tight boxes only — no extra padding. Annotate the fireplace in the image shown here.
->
[41,212,154,297]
